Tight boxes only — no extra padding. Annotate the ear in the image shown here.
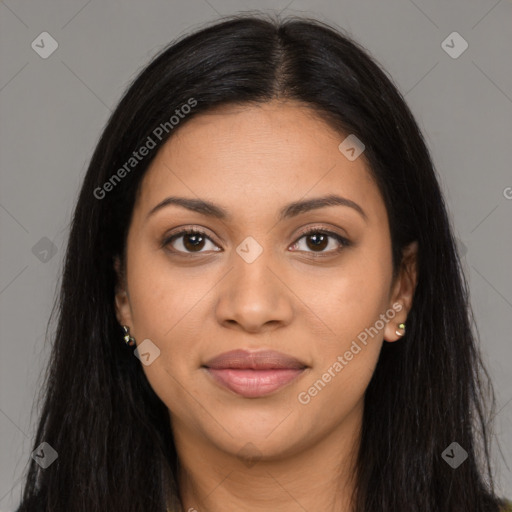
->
[384,241,418,342]
[113,255,133,327]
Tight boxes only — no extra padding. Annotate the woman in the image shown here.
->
[15,14,510,512]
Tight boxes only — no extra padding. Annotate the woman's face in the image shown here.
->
[115,100,417,464]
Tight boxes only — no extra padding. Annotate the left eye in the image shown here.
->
[289,230,350,254]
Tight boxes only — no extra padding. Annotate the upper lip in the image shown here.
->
[203,349,307,370]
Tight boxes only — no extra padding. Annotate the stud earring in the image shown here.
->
[122,325,136,347]
[395,322,406,337]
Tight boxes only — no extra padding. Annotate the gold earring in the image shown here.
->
[395,322,406,337]
[122,325,136,347]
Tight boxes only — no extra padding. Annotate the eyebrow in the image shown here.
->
[146,194,368,223]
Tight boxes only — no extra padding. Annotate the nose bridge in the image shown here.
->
[215,235,293,331]
[232,245,274,294]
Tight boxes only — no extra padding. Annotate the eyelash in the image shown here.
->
[162,226,351,257]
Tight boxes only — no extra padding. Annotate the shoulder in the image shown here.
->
[501,499,512,512]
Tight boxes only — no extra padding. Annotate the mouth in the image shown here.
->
[202,349,308,398]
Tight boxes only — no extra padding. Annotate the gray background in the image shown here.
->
[0,0,511,509]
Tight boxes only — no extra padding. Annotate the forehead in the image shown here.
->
[134,100,385,224]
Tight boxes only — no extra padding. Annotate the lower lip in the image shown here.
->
[204,368,305,398]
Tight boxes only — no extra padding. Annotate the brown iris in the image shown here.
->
[305,233,328,251]
[183,233,206,252]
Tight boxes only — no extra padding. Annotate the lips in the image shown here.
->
[204,349,307,370]
[203,349,308,398]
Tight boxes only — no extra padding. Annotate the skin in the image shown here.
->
[114,100,418,512]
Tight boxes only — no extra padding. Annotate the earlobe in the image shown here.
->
[383,303,407,342]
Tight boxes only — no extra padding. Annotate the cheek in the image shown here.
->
[126,243,206,340]
[296,259,391,414]
[124,244,211,395]
[125,248,202,414]
[299,246,392,344]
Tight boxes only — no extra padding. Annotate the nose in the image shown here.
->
[214,249,294,334]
